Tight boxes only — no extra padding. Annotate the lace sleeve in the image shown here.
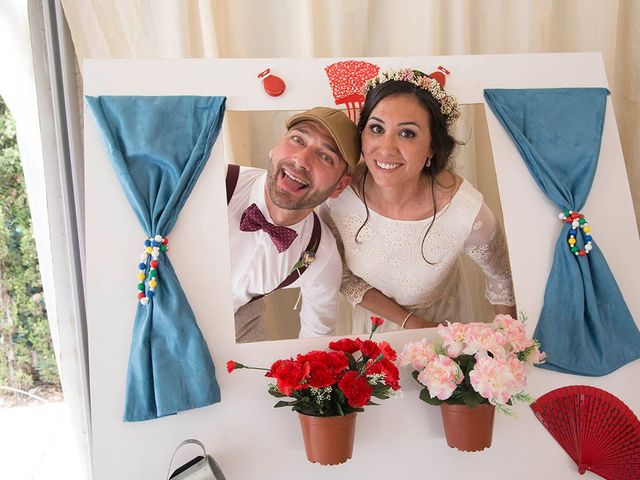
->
[318,205,374,307]
[463,203,516,306]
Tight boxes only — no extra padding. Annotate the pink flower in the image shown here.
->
[398,340,437,370]
[493,314,533,354]
[417,355,463,401]
[521,346,547,367]
[461,323,501,357]
[437,322,467,357]
[469,356,527,406]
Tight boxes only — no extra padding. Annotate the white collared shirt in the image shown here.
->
[228,166,341,338]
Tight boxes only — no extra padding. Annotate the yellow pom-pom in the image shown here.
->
[568,237,576,245]
[146,246,153,254]
[149,280,157,288]
[583,225,591,233]
[137,273,145,281]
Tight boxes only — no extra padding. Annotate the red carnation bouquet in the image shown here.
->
[228,316,401,417]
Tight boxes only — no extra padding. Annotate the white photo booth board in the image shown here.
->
[85,54,640,480]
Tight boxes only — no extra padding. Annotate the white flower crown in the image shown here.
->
[363,68,461,126]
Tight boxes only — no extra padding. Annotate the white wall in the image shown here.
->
[84,55,640,480]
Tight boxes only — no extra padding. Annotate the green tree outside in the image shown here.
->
[0,96,59,392]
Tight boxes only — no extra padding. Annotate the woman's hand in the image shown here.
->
[404,314,438,329]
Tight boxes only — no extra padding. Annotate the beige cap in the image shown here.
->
[286,107,360,175]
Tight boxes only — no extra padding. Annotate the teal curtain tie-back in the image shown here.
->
[484,88,640,376]
[87,95,225,421]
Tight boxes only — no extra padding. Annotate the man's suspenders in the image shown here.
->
[226,164,321,301]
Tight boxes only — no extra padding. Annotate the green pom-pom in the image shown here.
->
[579,218,586,225]
[149,270,157,278]
[570,246,578,253]
[160,244,168,252]
[137,283,145,291]
[563,209,571,217]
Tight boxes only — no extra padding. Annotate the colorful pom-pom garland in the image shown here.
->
[136,235,168,305]
[558,210,593,257]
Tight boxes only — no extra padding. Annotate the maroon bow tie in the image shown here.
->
[239,203,298,253]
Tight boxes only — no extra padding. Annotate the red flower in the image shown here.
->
[325,351,349,374]
[371,316,384,327]
[338,371,373,408]
[307,363,335,388]
[366,358,401,391]
[329,338,360,354]
[358,339,381,359]
[296,350,326,364]
[378,341,397,362]
[266,359,310,396]
[296,350,349,386]
[227,360,244,373]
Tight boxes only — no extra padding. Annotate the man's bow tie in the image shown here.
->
[239,203,298,253]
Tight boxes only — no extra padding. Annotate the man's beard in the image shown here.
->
[266,160,341,211]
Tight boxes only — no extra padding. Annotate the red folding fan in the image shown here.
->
[531,385,640,480]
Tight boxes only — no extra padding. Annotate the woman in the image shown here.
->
[320,68,516,333]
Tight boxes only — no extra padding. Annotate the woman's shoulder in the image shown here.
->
[448,173,484,209]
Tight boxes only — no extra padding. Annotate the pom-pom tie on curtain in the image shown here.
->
[136,235,168,305]
[558,211,593,256]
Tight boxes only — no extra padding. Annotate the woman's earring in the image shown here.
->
[425,155,433,168]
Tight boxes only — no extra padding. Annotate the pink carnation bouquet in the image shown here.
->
[399,314,546,414]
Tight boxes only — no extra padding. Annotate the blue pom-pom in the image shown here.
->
[151,240,159,247]
[146,290,155,298]
[144,239,151,247]
[138,262,146,270]
[569,229,577,236]
[585,235,592,242]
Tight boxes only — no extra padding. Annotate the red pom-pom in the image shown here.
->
[137,292,145,299]
[150,260,159,268]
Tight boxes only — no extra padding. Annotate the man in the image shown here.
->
[227,107,359,342]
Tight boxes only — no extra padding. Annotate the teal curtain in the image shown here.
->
[87,96,225,420]
[484,88,640,376]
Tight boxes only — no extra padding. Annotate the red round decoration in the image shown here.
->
[137,292,145,299]
[150,260,158,268]
[258,68,286,97]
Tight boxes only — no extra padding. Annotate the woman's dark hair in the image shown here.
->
[355,76,461,264]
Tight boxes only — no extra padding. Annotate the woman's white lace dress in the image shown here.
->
[320,179,515,334]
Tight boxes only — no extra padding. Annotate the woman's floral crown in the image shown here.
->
[363,68,461,126]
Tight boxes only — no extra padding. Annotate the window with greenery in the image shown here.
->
[0,97,59,400]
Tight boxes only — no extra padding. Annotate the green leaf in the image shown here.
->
[372,392,390,400]
[274,400,296,408]
[268,389,286,398]
[461,391,486,408]
[419,387,442,406]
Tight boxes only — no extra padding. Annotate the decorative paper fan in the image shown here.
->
[531,385,640,479]
[324,60,379,121]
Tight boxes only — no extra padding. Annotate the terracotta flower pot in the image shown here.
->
[440,403,495,452]
[298,412,357,465]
